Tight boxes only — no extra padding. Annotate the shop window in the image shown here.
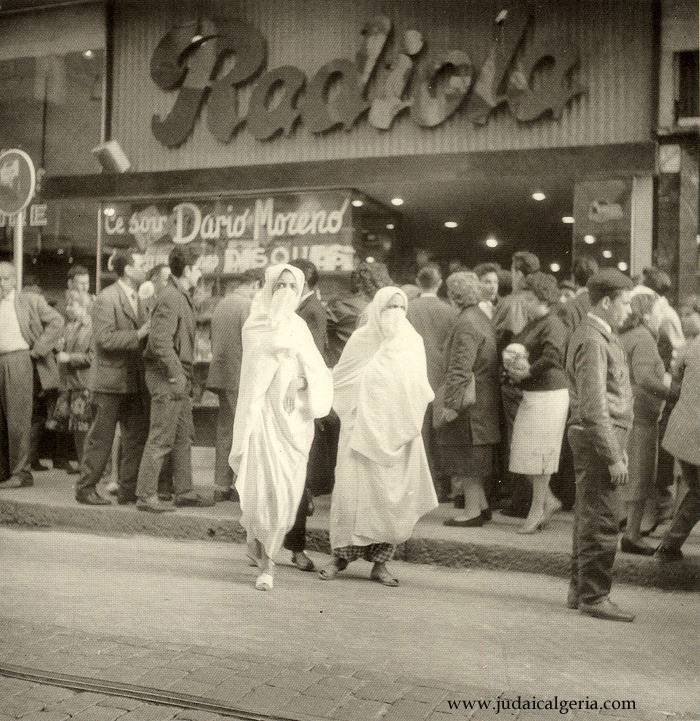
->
[675,50,699,125]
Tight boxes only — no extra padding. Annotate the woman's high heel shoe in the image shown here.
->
[517,515,544,534]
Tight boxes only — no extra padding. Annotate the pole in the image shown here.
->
[14,210,24,291]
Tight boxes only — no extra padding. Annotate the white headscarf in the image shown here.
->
[333,286,434,466]
[229,264,333,473]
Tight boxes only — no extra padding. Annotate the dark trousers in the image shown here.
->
[77,391,149,497]
[136,369,193,499]
[0,350,33,483]
[662,460,700,550]
[654,403,676,519]
[283,487,311,553]
[214,389,237,489]
[500,383,531,514]
[422,403,449,499]
[569,425,629,605]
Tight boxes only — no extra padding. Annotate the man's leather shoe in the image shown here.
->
[117,494,136,505]
[292,551,315,572]
[136,496,175,513]
[158,493,173,502]
[76,490,111,506]
[620,537,656,556]
[173,493,215,507]
[214,488,232,502]
[31,462,49,472]
[453,494,465,509]
[579,598,635,622]
[655,545,683,563]
[566,582,579,609]
[0,477,33,489]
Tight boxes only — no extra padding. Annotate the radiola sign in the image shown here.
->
[151,2,585,147]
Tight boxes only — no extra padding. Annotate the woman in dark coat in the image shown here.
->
[619,292,671,554]
[438,272,501,527]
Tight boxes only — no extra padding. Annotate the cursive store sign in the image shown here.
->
[150,1,585,147]
[103,194,355,274]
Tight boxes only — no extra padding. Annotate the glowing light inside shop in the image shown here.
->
[391,197,404,206]
[562,216,575,224]
[351,199,363,207]
[83,50,94,59]
[532,191,546,201]
[386,223,395,230]
[617,261,628,271]
[550,262,561,272]
[584,234,596,244]
[103,206,115,217]
[602,250,613,259]
[366,257,375,263]
[444,221,458,228]
[486,236,499,248]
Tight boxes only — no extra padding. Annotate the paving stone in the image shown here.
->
[231,661,287,682]
[136,668,189,689]
[0,715,14,721]
[312,663,364,677]
[286,694,343,718]
[102,666,146,685]
[267,671,325,692]
[402,687,447,705]
[21,687,76,704]
[207,680,261,704]
[0,678,37,697]
[97,698,144,712]
[71,706,127,721]
[352,669,399,683]
[239,684,301,712]
[332,698,390,721]
[163,655,214,672]
[0,698,45,717]
[165,679,219,698]
[174,712,222,721]
[119,705,178,721]
[383,699,434,721]
[314,676,365,692]
[427,713,459,721]
[184,666,238,686]
[354,681,409,704]
[48,692,110,715]
[302,681,353,702]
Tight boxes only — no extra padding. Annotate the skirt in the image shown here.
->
[623,422,658,502]
[509,388,569,475]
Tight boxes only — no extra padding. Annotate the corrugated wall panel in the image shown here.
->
[111,0,654,172]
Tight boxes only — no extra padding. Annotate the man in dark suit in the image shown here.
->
[206,269,261,501]
[76,250,151,505]
[406,264,456,501]
[0,262,64,489]
[282,259,334,571]
[559,257,598,335]
[136,247,213,512]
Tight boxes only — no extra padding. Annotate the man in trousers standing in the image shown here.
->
[206,269,261,501]
[0,262,64,489]
[566,269,635,622]
[76,250,150,505]
[136,247,213,512]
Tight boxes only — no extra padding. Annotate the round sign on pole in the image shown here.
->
[0,149,36,215]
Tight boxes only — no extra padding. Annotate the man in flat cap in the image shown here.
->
[566,268,635,622]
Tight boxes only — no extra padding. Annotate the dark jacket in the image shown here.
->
[144,276,195,380]
[493,289,536,351]
[91,281,146,394]
[59,319,93,391]
[206,291,251,392]
[407,294,457,391]
[513,312,568,392]
[566,315,633,466]
[440,305,501,447]
[326,293,369,367]
[558,289,591,335]
[620,324,668,425]
[297,292,328,355]
[15,290,64,391]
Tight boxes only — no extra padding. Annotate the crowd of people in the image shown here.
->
[0,246,699,617]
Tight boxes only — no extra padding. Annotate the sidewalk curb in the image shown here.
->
[1,498,698,591]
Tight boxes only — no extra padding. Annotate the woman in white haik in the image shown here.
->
[229,264,333,591]
[319,286,438,586]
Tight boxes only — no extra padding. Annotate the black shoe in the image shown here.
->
[213,488,232,502]
[444,515,483,528]
[292,551,316,572]
[75,490,111,506]
[136,496,175,513]
[620,537,656,556]
[655,545,684,563]
[173,493,215,507]
[0,476,33,489]
[157,492,173,502]
[116,494,137,505]
[453,494,465,509]
[566,583,579,610]
[579,598,635,623]
[31,461,50,472]
[481,508,492,522]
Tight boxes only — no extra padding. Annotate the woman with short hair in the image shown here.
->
[320,287,438,586]
[505,272,569,534]
[230,264,333,591]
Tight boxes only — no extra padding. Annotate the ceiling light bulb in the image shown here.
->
[351,199,363,207]
[444,221,458,228]
[602,250,613,259]
[386,223,395,230]
[486,237,498,248]
[617,261,628,271]
[550,262,561,272]
[584,234,596,244]
[391,197,404,206]
[103,206,115,217]
[366,257,375,263]
[562,216,575,224]
[532,191,546,201]
[83,50,94,59]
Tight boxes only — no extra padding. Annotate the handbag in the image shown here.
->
[432,375,476,429]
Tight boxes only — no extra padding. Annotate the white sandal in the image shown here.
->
[255,572,274,591]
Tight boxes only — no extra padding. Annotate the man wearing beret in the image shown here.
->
[566,268,635,622]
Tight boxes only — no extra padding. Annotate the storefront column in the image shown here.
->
[630,175,654,278]
[677,140,700,298]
